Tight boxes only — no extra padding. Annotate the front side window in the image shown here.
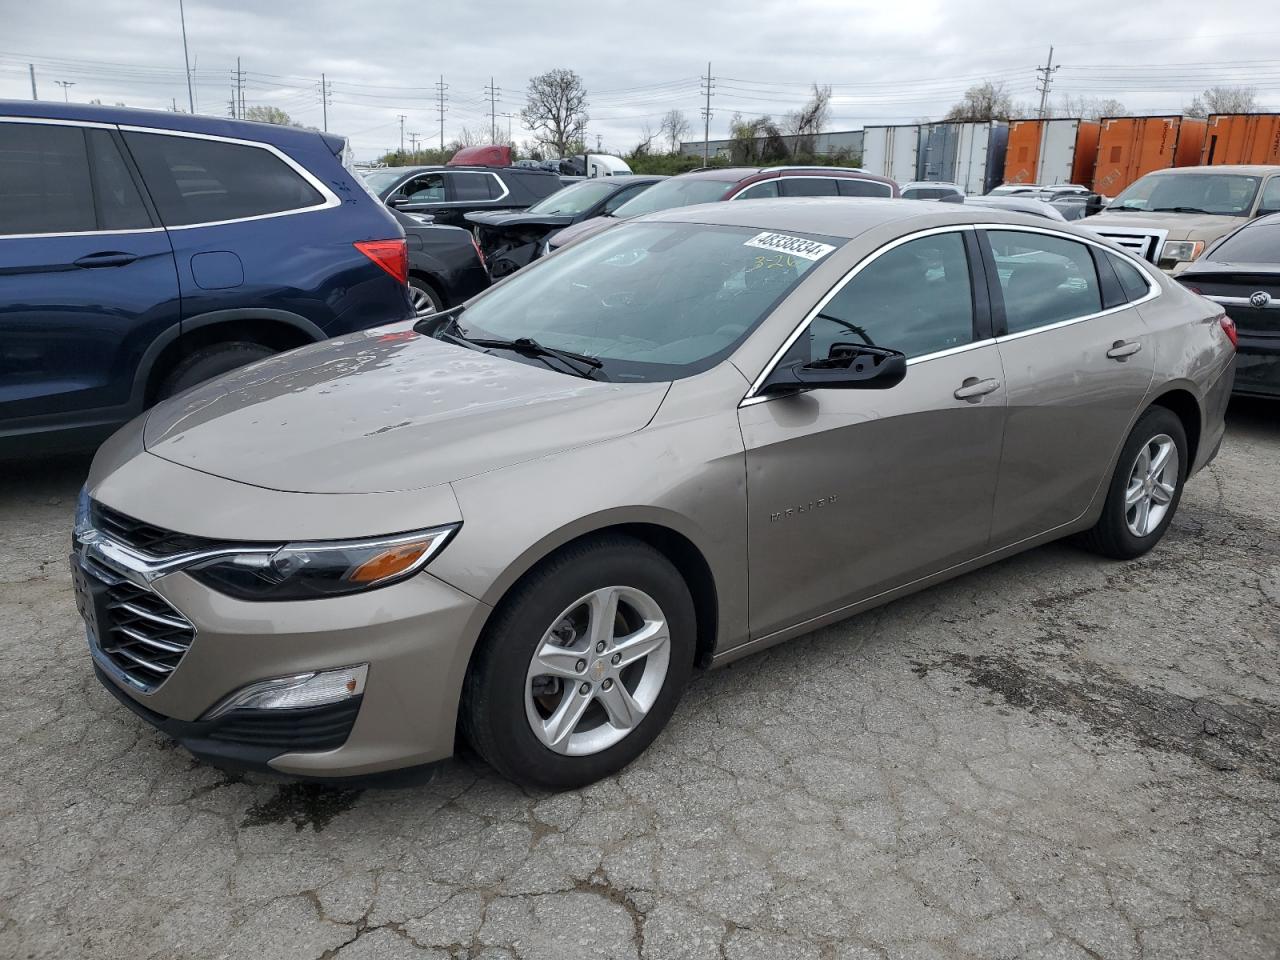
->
[611,177,737,217]
[1109,173,1260,217]
[124,131,323,226]
[988,230,1102,334]
[788,231,975,362]
[0,122,94,235]
[401,173,445,203]
[448,222,839,381]
[781,177,839,198]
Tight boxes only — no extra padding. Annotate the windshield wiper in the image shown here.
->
[412,303,466,336]
[1151,206,1212,214]
[444,329,605,380]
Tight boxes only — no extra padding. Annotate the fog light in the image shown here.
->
[203,664,368,720]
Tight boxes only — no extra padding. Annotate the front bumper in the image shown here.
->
[76,541,490,779]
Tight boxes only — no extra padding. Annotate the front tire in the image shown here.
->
[461,536,695,790]
[1078,406,1188,560]
[157,342,276,400]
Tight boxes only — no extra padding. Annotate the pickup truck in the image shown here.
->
[1083,164,1280,271]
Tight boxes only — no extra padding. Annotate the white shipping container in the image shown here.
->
[1037,119,1080,184]
[862,125,920,185]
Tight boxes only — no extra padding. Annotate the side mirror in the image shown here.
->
[388,196,409,208]
[760,344,906,395]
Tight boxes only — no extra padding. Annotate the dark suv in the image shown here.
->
[546,166,900,253]
[361,165,563,228]
[0,101,413,454]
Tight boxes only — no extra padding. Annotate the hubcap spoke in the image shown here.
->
[1151,481,1175,505]
[533,641,586,679]
[585,588,621,650]
[1125,480,1146,507]
[597,681,645,731]
[1148,441,1172,480]
[541,686,592,748]
[1135,496,1151,536]
[611,619,668,669]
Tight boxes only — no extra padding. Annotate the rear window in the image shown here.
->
[781,177,839,197]
[840,179,894,198]
[124,131,324,226]
[452,171,497,201]
[0,122,95,234]
[1208,223,1280,264]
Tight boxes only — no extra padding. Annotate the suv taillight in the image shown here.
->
[355,239,408,285]
[1218,314,1238,349]
[470,232,486,268]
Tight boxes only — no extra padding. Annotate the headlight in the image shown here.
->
[1159,240,1204,263]
[73,486,92,542]
[188,525,459,601]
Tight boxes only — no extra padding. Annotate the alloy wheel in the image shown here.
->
[1124,433,1179,538]
[409,285,437,317]
[524,586,670,756]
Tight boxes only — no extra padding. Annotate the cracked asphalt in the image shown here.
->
[2,400,1277,960]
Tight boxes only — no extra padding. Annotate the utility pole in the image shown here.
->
[596,133,602,152]
[398,114,406,153]
[436,75,449,150]
[232,58,245,119]
[484,77,501,143]
[319,73,332,132]
[1035,46,1059,120]
[54,80,75,102]
[178,0,195,113]
[408,132,421,153]
[700,62,715,166]
[228,86,236,118]
[29,63,37,100]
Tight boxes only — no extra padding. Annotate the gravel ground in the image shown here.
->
[2,399,1277,960]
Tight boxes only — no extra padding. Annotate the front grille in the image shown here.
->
[1088,229,1162,263]
[91,502,212,557]
[89,565,196,692]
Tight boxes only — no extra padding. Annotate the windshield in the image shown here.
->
[1209,222,1280,263]
[1110,173,1260,216]
[445,221,839,381]
[611,177,738,218]
[526,181,617,215]
[362,169,409,195]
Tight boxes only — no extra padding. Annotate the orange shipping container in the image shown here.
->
[1202,113,1280,165]
[1092,116,1207,197]
[1003,118,1099,189]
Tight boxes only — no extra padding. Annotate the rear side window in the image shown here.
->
[0,122,95,234]
[988,230,1102,334]
[86,130,151,231]
[733,180,779,200]
[1108,252,1153,301]
[780,177,839,198]
[452,172,496,201]
[839,179,893,198]
[793,231,975,361]
[124,131,324,226]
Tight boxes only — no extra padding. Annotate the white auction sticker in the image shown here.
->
[743,232,836,261]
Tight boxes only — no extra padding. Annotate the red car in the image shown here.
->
[545,166,899,254]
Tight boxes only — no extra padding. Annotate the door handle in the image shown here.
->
[1106,340,1142,360]
[954,377,1001,401]
[74,252,138,269]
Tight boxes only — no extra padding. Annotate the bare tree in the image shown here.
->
[945,82,1014,121]
[658,109,692,154]
[728,112,787,165]
[521,68,589,157]
[632,122,659,158]
[1185,85,1260,118]
[1055,95,1127,121]
[784,84,831,158]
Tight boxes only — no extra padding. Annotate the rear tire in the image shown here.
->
[1078,406,1188,560]
[461,536,695,790]
[157,342,276,400]
[408,277,444,317]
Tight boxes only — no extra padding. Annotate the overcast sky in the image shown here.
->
[3,1,1279,160]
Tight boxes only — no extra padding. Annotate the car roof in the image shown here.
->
[644,196,1075,239]
[1148,164,1280,177]
[0,99,338,152]
[902,181,962,190]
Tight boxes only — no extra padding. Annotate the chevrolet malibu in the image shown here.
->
[72,200,1236,789]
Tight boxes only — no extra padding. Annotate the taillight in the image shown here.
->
[470,232,486,268]
[355,239,408,285]
[1218,314,1238,349]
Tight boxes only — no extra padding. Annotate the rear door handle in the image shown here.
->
[1106,340,1142,360]
[954,377,1001,401]
[74,252,138,269]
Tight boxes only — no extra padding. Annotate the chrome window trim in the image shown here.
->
[395,170,511,206]
[740,224,979,406]
[729,175,893,202]
[0,116,166,238]
[976,223,1162,343]
[116,124,341,229]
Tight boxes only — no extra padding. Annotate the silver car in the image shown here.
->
[73,200,1236,789]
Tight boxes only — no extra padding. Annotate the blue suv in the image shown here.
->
[0,102,413,454]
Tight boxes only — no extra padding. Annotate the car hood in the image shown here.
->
[547,215,617,249]
[466,210,577,231]
[1083,210,1246,243]
[142,325,669,494]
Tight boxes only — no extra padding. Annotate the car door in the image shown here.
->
[0,119,179,428]
[435,171,503,228]
[738,227,1007,638]
[391,171,449,221]
[982,227,1156,548]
